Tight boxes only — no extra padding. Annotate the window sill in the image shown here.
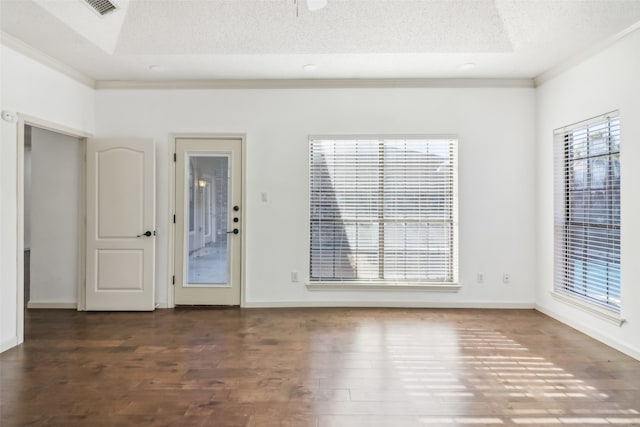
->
[550,291,625,326]
[307,282,461,292]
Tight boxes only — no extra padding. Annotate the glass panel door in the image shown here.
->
[174,137,242,306]
[185,155,230,285]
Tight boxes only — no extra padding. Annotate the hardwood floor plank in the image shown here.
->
[1,308,639,426]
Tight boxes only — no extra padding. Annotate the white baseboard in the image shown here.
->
[243,300,536,309]
[1,337,18,353]
[30,302,170,310]
[27,301,77,309]
[535,303,640,361]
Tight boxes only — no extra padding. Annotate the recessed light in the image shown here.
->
[458,62,476,71]
[303,64,318,72]
[148,65,162,71]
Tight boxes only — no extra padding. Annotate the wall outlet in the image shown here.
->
[502,273,511,284]
[291,271,299,283]
[477,272,484,283]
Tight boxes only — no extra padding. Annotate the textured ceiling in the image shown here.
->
[1,0,640,82]
[115,1,512,54]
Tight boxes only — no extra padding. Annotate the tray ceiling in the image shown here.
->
[1,0,640,82]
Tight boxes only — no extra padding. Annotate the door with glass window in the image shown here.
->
[174,138,242,305]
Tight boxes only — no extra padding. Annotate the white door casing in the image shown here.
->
[174,138,242,306]
[86,138,155,311]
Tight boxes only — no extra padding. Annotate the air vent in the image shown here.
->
[83,0,118,16]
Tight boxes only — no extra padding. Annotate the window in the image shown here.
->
[309,137,458,284]
[554,112,620,311]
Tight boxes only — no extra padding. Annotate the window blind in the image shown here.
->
[554,112,620,311]
[309,137,458,284]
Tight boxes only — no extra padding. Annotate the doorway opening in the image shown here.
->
[16,116,90,345]
[23,125,84,311]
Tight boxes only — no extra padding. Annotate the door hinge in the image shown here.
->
[173,153,177,162]
[173,214,176,223]
[172,275,175,285]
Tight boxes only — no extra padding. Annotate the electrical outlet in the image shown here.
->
[477,273,484,283]
[502,273,511,284]
[291,271,299,283]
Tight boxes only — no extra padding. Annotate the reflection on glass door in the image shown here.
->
[186,155,229,285]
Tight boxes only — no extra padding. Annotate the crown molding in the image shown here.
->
[1,31,96,89]
[535,21,640,87]
[95,78,535,90]
[0,31,535,90]
[4,19,640,92]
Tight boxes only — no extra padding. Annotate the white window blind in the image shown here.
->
[309,137,458,284]
[554,112,620,311]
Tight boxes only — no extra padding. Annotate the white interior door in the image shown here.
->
[86,138,155,311]
[174,138,242,305]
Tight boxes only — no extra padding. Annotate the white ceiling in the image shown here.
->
[1,0,640,83]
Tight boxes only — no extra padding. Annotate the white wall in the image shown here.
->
[0,45,95,352]
[536,29,640,359]
[29,127,82,306]
[96,87,537,308]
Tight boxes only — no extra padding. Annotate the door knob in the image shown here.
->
[226,228,239,235]
[137,231,153,237]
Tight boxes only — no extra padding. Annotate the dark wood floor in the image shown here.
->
[1,308,639,427]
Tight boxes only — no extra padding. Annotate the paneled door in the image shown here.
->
[174,138,242,305]
[85,138,156,310]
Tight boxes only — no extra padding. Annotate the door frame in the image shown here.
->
[168,134,247,308]
[15,114,92,344]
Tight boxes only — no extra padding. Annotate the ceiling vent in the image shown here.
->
[83,0,118,16]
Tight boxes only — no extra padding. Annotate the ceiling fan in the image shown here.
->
[306,0,328,12]
[294,0,327,17]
